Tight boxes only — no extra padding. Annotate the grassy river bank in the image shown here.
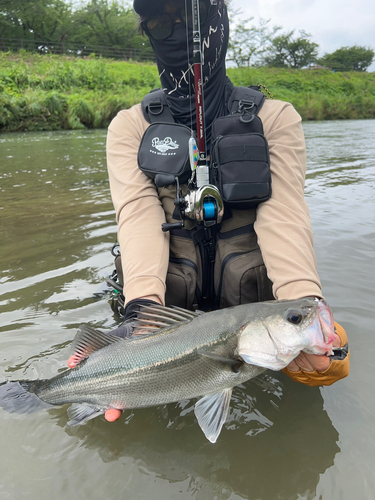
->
[1,52,375,132]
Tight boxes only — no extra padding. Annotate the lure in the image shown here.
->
[189,136,199,171]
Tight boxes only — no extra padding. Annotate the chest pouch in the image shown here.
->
[210,110,271,209]
[138,122,193,187]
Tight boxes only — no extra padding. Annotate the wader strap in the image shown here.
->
[216,223,255,239]
[170,227,194,238]
[170,225,220,246]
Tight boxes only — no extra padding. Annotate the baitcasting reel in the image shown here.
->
[183,184,224,226]
[158,138,224,232]
[157,172,224,232]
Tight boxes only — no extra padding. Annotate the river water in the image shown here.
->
[0,120,374,500]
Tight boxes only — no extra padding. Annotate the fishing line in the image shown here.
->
[186,0,199,176]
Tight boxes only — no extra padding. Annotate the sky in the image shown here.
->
[228,0,375,71]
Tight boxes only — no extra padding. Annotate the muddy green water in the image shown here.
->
[0,121,374,500]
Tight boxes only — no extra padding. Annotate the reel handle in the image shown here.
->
[161,222,184,232]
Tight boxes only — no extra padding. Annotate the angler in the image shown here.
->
[104,0,349,423]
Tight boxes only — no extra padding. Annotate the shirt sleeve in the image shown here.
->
[254,100,323,300]
[106,105,170,305]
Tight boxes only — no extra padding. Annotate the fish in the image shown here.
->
[0,298,335,443]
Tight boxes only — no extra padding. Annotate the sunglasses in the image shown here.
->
[141,0,211,41]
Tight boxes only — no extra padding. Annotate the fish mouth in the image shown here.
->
[303,300,335,356]
[317,300,336,344]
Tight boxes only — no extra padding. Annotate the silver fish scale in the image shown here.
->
[34,304,267,410]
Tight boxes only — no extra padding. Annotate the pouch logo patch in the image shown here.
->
[151,137,179,155]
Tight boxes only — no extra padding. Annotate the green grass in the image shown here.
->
[1,51,374,132]
[228,66,375,120]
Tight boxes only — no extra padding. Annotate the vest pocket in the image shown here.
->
[211,133,271,208]
[215,246,274,309]
[165,257,200,310]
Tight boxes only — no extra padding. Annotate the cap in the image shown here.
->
[133,0,167,20]
[134,0,218,21]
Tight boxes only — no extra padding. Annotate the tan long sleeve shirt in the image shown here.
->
[107,99,322,306]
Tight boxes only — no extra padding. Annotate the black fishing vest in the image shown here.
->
[136,85,274,311]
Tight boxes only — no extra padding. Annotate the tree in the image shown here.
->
[71,0,148,49]
[319,45,374,72]
[227,12,281,68]
[0,0,151,55]
[0,0,76,41]
[263,30,319,69]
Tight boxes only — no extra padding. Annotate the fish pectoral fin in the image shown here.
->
[66,403,104,426]
[69,324,122,362]
[194,388,232,443]
[197,350,242,372]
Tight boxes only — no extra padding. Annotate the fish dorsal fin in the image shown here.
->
[69,325,122,363]
[133,305,200,333]
[194,388,233,443]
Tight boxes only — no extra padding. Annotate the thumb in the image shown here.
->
[105,409,122,422]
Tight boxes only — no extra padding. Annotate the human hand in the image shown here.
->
[286,332,341,373]
[283,322,350,386]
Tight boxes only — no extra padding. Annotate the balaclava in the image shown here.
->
[136,0,232,145]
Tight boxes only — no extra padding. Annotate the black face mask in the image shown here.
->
[148,0,232,145]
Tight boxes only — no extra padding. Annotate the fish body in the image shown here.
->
[0,298,335,442]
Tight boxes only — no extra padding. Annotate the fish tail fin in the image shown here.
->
[0,381,53,415]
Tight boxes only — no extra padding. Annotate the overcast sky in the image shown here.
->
[229,0,375,70]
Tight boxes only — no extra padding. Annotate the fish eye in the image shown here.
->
[285,309,303,325]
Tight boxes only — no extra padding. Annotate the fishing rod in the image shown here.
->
[183,0,223,225]
[161,0,223,232]
[191,0,207,174]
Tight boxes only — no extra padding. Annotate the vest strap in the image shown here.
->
[228,86,266,116]
[141,89,175,124]
[142,86,266,124]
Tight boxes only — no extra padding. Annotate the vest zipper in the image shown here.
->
[210,135,222,184]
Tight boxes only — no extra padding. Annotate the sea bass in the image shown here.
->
[0,298,335,442]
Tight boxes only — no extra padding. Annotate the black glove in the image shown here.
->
[108,298,160,338]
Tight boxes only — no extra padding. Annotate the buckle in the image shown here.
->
[238,98,255,112]
[238,97,255,123]
[111,243,121,257]
[148,99,163,116]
